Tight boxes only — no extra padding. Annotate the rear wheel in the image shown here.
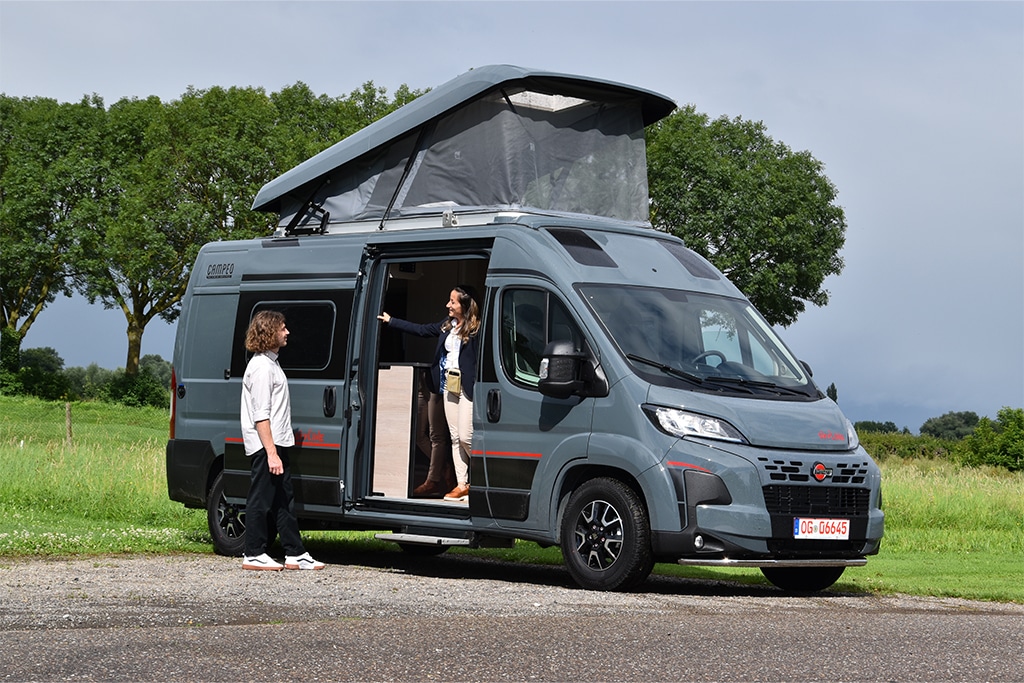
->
[207,470,246,556]
[760,566,846,592]
[560,477,654,591]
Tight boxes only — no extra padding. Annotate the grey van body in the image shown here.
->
[167,66,883,592]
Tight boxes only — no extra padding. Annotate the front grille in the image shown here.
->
[762,485,870,517]
[757,456,870,484]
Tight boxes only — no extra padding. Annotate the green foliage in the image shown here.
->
[957,407,1024,472]
[856,420,900,434]
[862,415,1024,473]
[64,363,117,400]
[920,410,979,440]
[15,346,70,400]
[646,105,846,327]
[826,382,838,402]
[0,395,206,554]
[0,95,105,351]
[860,431,956,461]
[102,370,168,409]
[4,347,169,406]
[4,82,423,378]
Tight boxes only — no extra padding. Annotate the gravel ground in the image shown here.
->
[2,552,1023,681]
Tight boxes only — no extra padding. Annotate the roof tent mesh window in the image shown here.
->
[286,88,651,226]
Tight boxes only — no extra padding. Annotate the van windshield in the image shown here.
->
[578,284,818,399]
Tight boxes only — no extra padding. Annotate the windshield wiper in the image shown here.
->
[627,354,704,385]
[702,375,809,397]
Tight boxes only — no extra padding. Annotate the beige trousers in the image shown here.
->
[443,389,473,486]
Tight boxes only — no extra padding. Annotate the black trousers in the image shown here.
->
[244,447,306,557]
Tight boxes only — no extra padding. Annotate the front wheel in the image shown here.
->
[207,470,246,556]
[560,477,654,591]
[760,566,846,593]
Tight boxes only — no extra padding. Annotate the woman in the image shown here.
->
[379,285,480,502]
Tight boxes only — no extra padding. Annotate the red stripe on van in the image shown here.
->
[473,450,543,459]
[224,436,340,449]
[667,461,711,472]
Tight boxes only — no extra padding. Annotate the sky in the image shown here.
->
[2,0,1022,432]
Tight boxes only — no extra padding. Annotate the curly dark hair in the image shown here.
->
[245,310,286,353]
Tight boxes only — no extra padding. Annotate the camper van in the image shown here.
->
[166,65,883,592]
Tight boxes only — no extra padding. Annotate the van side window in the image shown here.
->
[500,289,583,388]
[230,290,353,379]
[252,301,335,370]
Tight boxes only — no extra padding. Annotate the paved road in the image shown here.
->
[2,550,1022,682]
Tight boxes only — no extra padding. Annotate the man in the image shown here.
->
[240,310,324,571]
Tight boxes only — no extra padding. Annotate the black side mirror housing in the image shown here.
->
[538,340,587,399]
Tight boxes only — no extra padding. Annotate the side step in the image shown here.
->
[375,533,472,548]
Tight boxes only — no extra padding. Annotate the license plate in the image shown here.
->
[793,517,849,540]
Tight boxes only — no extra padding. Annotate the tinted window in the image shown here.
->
[500,289,584,387]
[231,290,353,379]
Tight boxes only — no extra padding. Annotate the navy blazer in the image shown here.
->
[387,316,480,401]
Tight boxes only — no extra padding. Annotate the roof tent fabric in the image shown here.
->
[252,65,676,229]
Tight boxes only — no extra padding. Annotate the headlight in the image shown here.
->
[643,405,746,443]
[845,417,860,450]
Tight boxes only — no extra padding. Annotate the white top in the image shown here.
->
[444,325,462,372]
[241,351,295,456]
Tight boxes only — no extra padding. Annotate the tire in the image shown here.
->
[207,470,246,557]
[560,477,654,591]
[761,566,846,593]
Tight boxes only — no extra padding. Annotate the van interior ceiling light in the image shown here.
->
[647,406,746,443]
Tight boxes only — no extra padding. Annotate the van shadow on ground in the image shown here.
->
[282,537,870,599]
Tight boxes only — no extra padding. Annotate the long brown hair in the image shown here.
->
[245,310,286,353]
[447,285,480,341]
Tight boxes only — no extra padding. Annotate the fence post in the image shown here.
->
[65,401,72,448]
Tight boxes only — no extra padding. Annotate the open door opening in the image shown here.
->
[364,255,488,505]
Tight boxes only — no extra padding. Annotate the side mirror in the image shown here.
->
[538,340,586,399]
[800,360,814,378]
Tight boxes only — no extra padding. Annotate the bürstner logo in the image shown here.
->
[812,462,832,482]
[206,263,235,279]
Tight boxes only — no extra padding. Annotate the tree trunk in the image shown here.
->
[125,322,143,376]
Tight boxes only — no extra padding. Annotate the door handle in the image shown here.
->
[323,386,337,418]
[486,388,501,423]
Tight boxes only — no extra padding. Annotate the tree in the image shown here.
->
[72,82,425,376]
[646,105,847,327]
[0,95,106,384]
[920,411,980,440]
[855,420,900,434]
[826,383,838,402]
[74,88,280,375]
[18,346,71,400]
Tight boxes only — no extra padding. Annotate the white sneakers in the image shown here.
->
[285,552,326,570]
[242,553,283,571]
[242,552,325,571]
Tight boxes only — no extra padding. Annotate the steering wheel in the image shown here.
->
[692,350,727,365]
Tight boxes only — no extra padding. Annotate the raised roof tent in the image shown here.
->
[252,65,676,232]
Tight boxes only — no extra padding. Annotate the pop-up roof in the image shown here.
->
[252,65,676,233]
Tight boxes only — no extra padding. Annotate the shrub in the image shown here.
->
[860,431,956,462]
[102,371,169,409]
[956,407,1024,472]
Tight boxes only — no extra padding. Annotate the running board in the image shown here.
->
[375,533,472,547]
[677,557,868,569]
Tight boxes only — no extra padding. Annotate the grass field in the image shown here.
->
[1,395,1021,602]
